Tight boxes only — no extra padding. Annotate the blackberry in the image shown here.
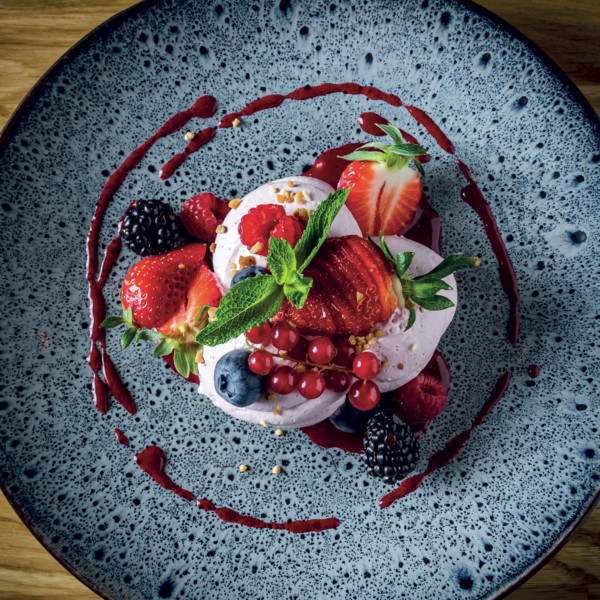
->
[363,412,418,484]
[122,200,186,256]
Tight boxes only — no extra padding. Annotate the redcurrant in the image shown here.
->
[287,336,309,361]
[324,370,350,393]
[352,351,381,380]
[333,338,355,368]
[348,380,380,411]
[307,336,336,364]
[298,371,326,399]
[248,350,274,375]
[271,322,300,351]
[246,322,271,345]
[268,365,298,395]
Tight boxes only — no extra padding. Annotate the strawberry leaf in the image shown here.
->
[101,316,126,329]
[268,236,297,285]
[377,232,395,263]
[194,304,211,324]
[153,338,175,359]
[196,274,285,347]
[283,270,313,309]
[394,251,415,278]
[121,326,137,349]
[376,123,405,144]
[136,330,163,342]
[409,279,452,298]
[413,157,426,178]
[405,307,417,331]
[388,143,429,157]
[414,295,455,311]
[413,254,479,281]
[123,306,133,325]
[173,346,190,379]
[294,188,350,272]
[338,150,386,163]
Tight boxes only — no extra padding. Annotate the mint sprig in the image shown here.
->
[196,188,350,347]
[377,233,479,331]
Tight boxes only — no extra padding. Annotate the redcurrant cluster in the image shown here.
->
[245,322,382,410]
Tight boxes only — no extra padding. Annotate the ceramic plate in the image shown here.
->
[1,1,598,599]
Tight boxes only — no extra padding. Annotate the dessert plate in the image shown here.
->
[0,1,598,599]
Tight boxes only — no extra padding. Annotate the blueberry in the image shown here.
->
[231,266,268,286]
[329,398,379,434]
[214,349,266,407]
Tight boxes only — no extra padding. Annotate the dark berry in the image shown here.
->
[122,199,186,256]
[214,349,266,407]
[363,413,418,484]
[329,398,378,434]
[231,265,268,286]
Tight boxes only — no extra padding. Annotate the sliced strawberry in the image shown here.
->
[121,243,207,330]
[180,192,231,242]
[392,373,448,424]
[272,235,396,335]
[239,204,305,256]
[338,122,427,236]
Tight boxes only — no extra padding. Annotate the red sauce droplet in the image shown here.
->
[114,428,129,447]
[527,364,540,378]
[379,371,511,508]
[358,111,389,135]
[197,499,340,533]
[302,142,362,188]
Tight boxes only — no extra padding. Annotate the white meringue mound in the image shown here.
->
[197,176,457,429]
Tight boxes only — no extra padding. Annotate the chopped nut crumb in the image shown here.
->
[228,198,242,209]
[419,306,424,312]
[184,131,195,141]
[349,335,357,345]
[229,262,237,270]
[267,393,276,402]
[270,186,279,194]
[275,429,284,436]
[232,117,241,127]
[472,256,482,267]
[259,419,268,427]
[294,192,306,204]
[178,263,186,270]
[195,349,205,364]
[302,190,311,202]
[356,291,364,304]
[216,224,227,234]
[209,242,216,253]
[284,194,294,203]
[239,464,248,472]
[250,241,264,254]
[357,336,366,343]
[410,342,419,352]
[375,329,384,338]
[397,363,404,370]
[287,180,295,187]
[295,365,307,373]
[272,465,281,474]
[273,405,282,416]
[366,332,374,341]
[382,360,389,368]
[278,350,288,357]
[239,255,256,268]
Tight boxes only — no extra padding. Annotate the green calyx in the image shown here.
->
[101,302,212,379]
[340,122,428,177]
[196,188,350,347]
[375,233,480,331]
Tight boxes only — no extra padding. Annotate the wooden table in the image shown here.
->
[0,1,598,598]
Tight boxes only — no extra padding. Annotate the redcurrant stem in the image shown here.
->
[247,344,353,374]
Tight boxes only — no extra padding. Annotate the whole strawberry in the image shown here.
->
[180,192,230,242]
[392,373,448,424]
[338,122,428,236]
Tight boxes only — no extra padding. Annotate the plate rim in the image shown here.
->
[0,1,598,599]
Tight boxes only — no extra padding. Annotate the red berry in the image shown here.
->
[298,371,326,399]
[307,336,336,364]
[268,366,298,395]
[238,204,304,256]
[352,352,381,380]
[392,373,448,424]
[287,337,309,361]
[271,322,300,351]
[324,370,350,393]
[333,338,355,368]
[248,350,274,375]
[246,322,271,345]
[348,380,380,411]
[180,192,230,242]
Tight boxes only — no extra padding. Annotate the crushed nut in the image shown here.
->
[267,393,276,402]
[239,255,256,268]
[382,360,389,368]
[259,419,268,427]
[184,131,195,141]
[228,198,242,209]
[275,429,284,436]
[472,256,482,267]
[229,262,237,270]
[295,365,307,373]
[287,180,295,187]
[239,464,248,472]
[397,363,404,370]
[410,342,419,352]
[272,465,281,474]
[209,242,216,253]
[302,190,312,202]
[375,329,384,338]
[232,117,241,127]
[270,186,279,194]
[195,349,205,364]
[366,332,374,341]
[294,192,306,204]
[178,263,186,270]
[250,241,264,254]
[349,335,357,345]
[356,291,364,304]
[278,350,288,357]
[273,405,282,416]
[215,224,227,234]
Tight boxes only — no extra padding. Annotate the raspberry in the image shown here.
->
[392,373,448,424]
[239,204,304,256]
[180,192,230,242]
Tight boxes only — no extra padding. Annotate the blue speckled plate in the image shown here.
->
[1,1,598,599]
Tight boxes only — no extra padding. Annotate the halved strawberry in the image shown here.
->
[338,122,427,236]
[272,235,397,335]
[180,192,231,242]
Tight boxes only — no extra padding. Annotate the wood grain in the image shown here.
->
[0,1,598,599]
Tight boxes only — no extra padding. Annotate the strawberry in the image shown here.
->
[338,122,428,236]
[180,192,230,242]
[392,373,448,424]
[238,204,305,256]
[103,243,222,378]
[272,235,397,335]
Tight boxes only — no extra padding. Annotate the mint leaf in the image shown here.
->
[283,270,313,308]
[196,274,285,347]
[101,316,126,329]
[267,237,296,285]
[153,338,175,359]
[121,326,137,349]
[414,295,455,311]
[294,188,350,272]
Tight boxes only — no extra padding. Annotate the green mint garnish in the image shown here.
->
[340,122,428,176]
[376,233,479,332]
[196,188,350,347]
